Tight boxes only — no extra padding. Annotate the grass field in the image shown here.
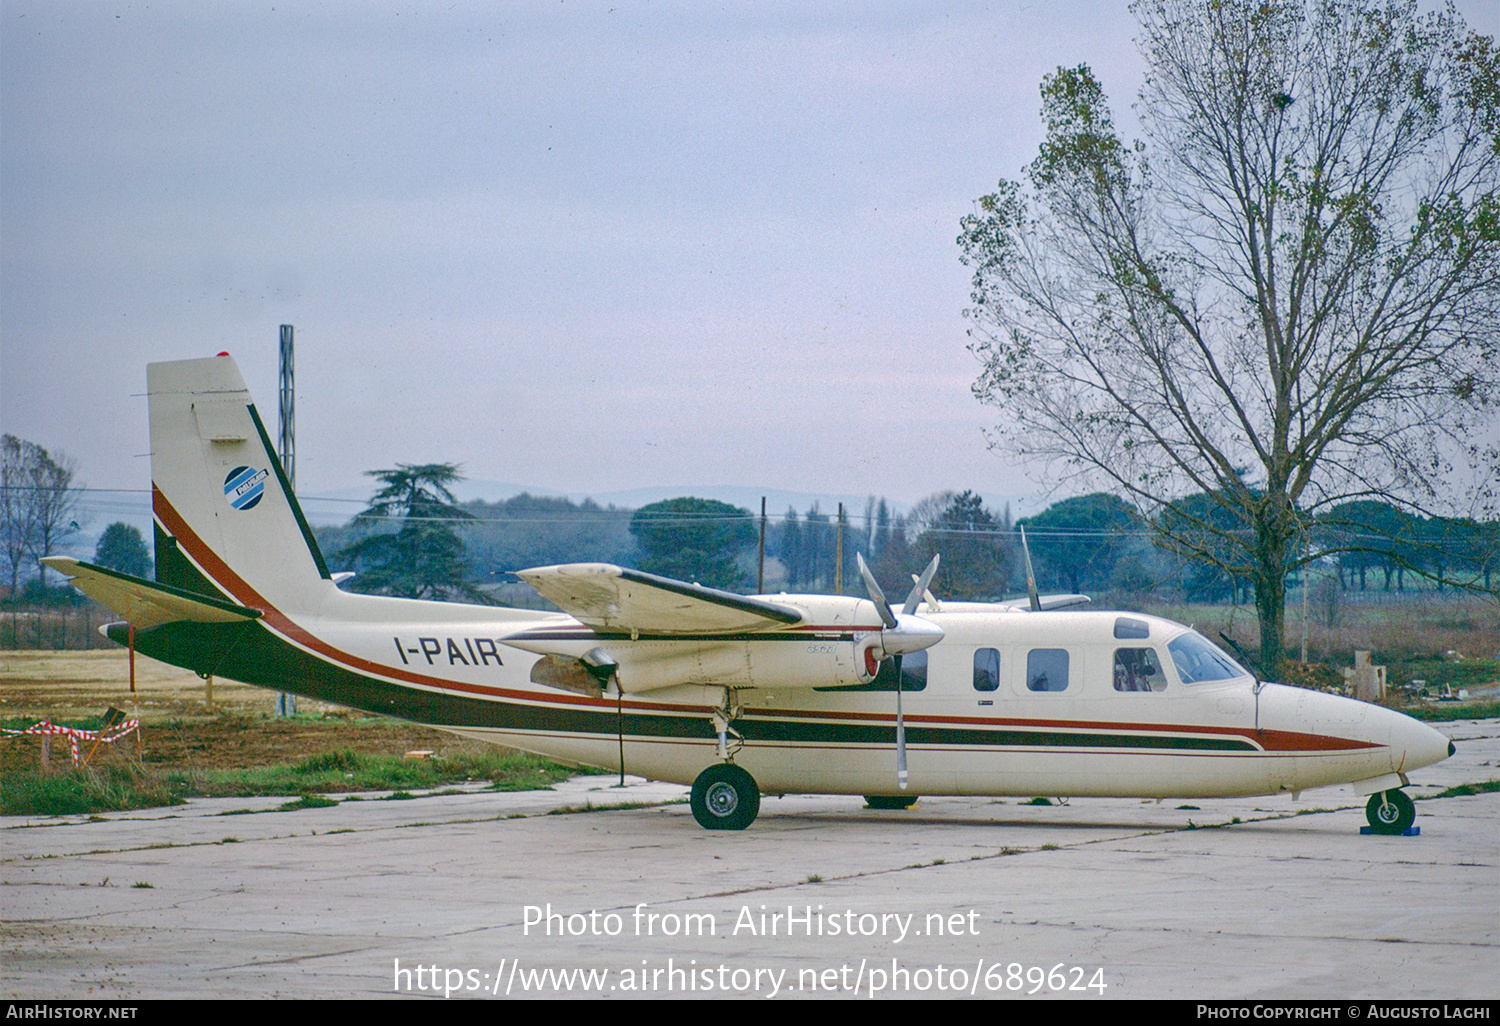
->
[0,748,588,817]
[1132,592,1499,671]
[0,649,593,816]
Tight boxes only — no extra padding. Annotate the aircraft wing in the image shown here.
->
[42,557,262,630]
[996,593,1092,611]
[516,563,802,635]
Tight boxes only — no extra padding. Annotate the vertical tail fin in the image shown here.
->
[149,355,331,614]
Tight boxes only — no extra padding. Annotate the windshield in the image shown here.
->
[1167,631,1249,684]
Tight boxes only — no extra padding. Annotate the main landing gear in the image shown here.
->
[1365,789,1416,835]
[690,763,760,831]
[864,795,919,810]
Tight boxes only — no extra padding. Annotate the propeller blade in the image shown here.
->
[857,552,898,629]
[901,554,940,616]
[1019,526,1040,612]
[894,655,908,790]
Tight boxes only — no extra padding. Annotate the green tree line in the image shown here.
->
[310,463,1498,608]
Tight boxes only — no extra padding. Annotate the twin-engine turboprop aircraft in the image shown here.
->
[46,355,1453,832]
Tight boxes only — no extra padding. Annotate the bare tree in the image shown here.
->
[958,0,1498,676]
[1,435,34,597]
[1,435,82,594]
[27,447,80,588]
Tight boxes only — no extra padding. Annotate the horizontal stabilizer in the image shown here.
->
[516,563,802,635]
[42,557,262,630]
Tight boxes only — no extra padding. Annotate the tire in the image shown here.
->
[690,764,760,830]
[1365,789,1415,834]
[864,795,919,810]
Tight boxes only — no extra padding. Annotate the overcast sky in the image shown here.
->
[4,1,1496,523]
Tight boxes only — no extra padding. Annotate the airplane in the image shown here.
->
[44,353,1454,833]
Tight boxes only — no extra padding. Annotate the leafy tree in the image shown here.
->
[959,0,1498,676]
[629,497,756,590]
[1017,493,1136,594]
[1415,515,1498,592]
[871,498,893,561]
[1456,518,1500,592]
[335,463,483,601]
[1156,491,1257,603]
[777,508,803,589]
[801,504,832,590]
[913,490,1011,600]
[1319,501,1421,591]
[93,522,152,579]
[458,494,635,576]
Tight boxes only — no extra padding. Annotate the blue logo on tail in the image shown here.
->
[223,466,269,511]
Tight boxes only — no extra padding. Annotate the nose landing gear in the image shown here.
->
[1365,789,1416,835]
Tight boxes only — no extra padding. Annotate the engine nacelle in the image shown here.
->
[516,634,886,694]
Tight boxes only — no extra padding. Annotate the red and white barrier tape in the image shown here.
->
[2,719,141,766]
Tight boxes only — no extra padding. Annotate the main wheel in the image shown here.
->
[1365,789,1415,834]
[690,764,760,830]
[864,795,919,810]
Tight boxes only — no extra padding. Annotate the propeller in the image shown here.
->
[902,554,941,617]
[856,553,944,790]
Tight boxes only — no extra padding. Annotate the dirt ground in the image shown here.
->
[0,650,497,773]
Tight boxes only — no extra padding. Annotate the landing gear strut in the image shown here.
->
[1365,789,1416,834]
[691,763,760,830]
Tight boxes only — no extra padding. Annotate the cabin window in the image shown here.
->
[1114,616,1150,640]
[973,648,1000,692]
[817,650,927,692]
[1113,647,1165,692]
[1167,632,1248,684]
[1026,649,1069,692]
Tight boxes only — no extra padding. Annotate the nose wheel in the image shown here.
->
[1365,789,1415,834]
[690,763,760,831]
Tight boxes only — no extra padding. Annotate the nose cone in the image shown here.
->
[1387,710,1452,773]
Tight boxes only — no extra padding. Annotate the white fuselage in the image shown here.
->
[284,590,1448,801]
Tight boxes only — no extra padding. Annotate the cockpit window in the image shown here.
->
[1114,647,1165,691]
[1166,632,1248,683]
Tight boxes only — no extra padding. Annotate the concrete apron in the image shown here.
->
[3,719,1495,1000]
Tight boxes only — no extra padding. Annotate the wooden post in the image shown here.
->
[206,674,214,710]
[40,735,51,773]
[128,624,136,694]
